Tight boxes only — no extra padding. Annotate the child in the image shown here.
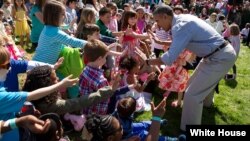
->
[96,7,123,38]
[0,46,78,141]
[1,0,13,27]
[136,7,146,34]
[227,23,241,79]
[64,0,78,34]
[150,23,170,58]
[0,9,7,36]
[0,24,25,60]
[32,0,87,65]
[119,56,156,112]
[113,96,178,141]
[76,7,117,45]
[12,0,31,48]
[106,2,118,32]
[79,39,110,115]
[75,8,96,38]
[121,10,150,57]
[57,24,100,98]
[35,113,65,141]
[158,49,194,107]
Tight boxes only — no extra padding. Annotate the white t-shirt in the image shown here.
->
[229,35,241,56]
[241,28,249,37]
[215,2,224,9]
[215,21,224,35]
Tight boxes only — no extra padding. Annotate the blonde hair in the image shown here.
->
[0,46,10,65]
[229,24,240,36]
[76,8,96,38]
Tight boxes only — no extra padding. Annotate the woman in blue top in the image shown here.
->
[30,0,46,48]
[32,0,87,64]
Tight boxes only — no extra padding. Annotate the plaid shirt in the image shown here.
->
[79,66,109,115]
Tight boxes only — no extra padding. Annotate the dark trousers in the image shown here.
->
[246,31,250,46]
[153,48,164,58]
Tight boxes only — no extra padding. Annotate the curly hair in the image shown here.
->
[85,114,119,141]
[119,56,137,72]
[23,66,57,105]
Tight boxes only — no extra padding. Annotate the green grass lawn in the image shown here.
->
[135,44,250,137]
[20,44,250,140]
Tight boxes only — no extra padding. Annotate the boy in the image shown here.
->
[96,7,123,38]
[80,24,100,41]
[113,97,179,141]
[79,39,110,115]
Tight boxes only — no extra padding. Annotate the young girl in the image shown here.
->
[136,7,146,34]
[75,8,96,38]
[119,56,156,112]
[228,23,240,79]
[121,10,150,57]
[106,2,118,32]
[12,0,30,48]
[32,0,87,65]
[157,47,194,107]
[0,24,25,60]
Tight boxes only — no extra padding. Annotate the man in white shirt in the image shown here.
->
[241,23,250,44]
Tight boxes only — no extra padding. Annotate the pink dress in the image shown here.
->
[158,50,192,93]
[122,28,140,57]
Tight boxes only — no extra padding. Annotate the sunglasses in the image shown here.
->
[0,62,10,69]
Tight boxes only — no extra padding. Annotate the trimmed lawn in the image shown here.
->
[19,44,250,139]
[135,44,250,136]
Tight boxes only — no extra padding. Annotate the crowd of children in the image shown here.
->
[0,0,249,141]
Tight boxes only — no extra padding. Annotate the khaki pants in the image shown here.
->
[181,44,237,131]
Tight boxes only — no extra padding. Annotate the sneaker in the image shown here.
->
[225,74,234,80]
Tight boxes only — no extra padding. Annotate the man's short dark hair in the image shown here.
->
[153,5,174,17]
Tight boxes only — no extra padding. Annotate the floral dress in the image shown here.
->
[158,50,192,93]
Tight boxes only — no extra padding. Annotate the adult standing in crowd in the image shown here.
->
[138,5,236,131]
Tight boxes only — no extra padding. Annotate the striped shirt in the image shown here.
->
[152,28,170,49]
[33,25,87,64]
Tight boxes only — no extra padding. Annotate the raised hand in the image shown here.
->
[150,97,167,118]
[61,75,79,88]
[147,72,157,81]
[54,57,64,70]
[110,71,121,91]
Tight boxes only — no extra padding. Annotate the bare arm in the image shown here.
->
[27,75,78,101]
[0,115,50,134]
[34,11,44,24]
[132,33,150,40]
[145,97,167,141]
